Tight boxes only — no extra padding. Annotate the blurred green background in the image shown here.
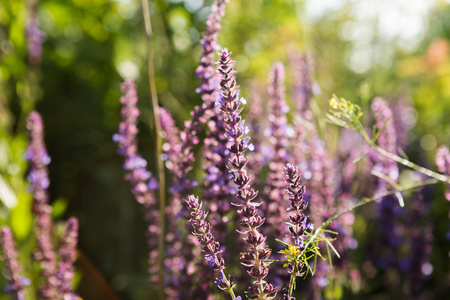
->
[0,0,449,299]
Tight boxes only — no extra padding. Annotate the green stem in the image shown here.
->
[219,270,237,300]
[140,1,166,299]
[355,120,450,183]
[288,262,298,298]
[305,178,438,251]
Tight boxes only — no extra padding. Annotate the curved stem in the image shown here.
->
[140,1,166,299]
[355,120,449,183]
[305,178,438,251]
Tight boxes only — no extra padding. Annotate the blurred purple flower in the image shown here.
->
[26,17,46,64]
[56,218,79,299]
[113,80,161,284]
[263,63,290,239]
[0,227,28,300]
[26,111,59,298]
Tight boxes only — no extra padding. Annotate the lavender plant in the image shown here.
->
[2,0,449,299]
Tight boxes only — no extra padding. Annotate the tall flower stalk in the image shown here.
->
[112,80,160,284]
[281,163,312,300]
[217,48,276,300]
[26,111,58,299]
[158,1,231,298]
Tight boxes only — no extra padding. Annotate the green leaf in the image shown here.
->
[326,242,333,269]
[275,238,289,248]
[395,191,405,208]
[326,113,350,128]
[51,197,69,218]
[325,238,341,259]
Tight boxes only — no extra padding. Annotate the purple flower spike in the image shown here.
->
[56,218,79,298]
[26,111,59,299]
[436,145,450,201]
[217,48,276,300]
[284,164,309,249]
[113,80,158,206]
[196,0,229,101]
[0,227,28,300]
[113,80,160,283]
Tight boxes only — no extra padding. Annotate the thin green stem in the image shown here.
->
[219,271,237,300]
[355,120,450,183]
[288,262,298,298]
[140,1,166,299]
[306,178,438,249]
